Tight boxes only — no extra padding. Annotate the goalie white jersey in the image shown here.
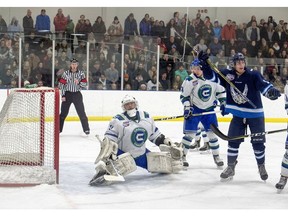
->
[104,110,162,158]
[180,73,226,109]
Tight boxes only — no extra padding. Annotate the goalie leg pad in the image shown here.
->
[95,137,118,164]
[159,144,183,160]
[147,152,173,174]
[106,152,137,176]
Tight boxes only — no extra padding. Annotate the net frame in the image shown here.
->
[0,87,60,186]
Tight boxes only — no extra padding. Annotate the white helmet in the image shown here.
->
[121,95,139,117]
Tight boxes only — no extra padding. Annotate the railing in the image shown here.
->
[0,31,286,92]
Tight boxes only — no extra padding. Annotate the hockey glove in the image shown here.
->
[198,50,209,62]
[220,102,228,116]
[184,106,193,119]
[265,87,281,100]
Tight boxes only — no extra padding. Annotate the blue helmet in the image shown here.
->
[190,58,202,68]
[231,53,246,65]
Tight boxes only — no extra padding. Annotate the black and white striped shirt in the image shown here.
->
[58,69,87,96]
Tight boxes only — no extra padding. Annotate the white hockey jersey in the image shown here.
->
[104,111,162,158]
[180,73,226,109]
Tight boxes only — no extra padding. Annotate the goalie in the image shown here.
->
[89,94,183,186]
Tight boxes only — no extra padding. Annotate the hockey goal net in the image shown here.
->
[0,87,60,186]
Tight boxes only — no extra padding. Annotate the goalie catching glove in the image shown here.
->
[94,137,118,164]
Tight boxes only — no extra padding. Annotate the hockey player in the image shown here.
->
[198,51,281,181]
[275,81,288,191]
[89,94,183,186]
[180,58,226,168]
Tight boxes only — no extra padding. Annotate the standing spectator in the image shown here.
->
[221,19,236,52]
[92,16,106,42]
[107,16,123,42]
[75,15,86,43]
[35,9,50,34]
[124,13,138,40]
[246,20,260,48]
[53,8,67,40]
[212,20,222,41]
[198,51,281,181]
[7,17,22,38]
[58,58,90,135]
[23,9,34,36]
[65,15,75,53]
[139,13,151,36]
[0,15,7,39]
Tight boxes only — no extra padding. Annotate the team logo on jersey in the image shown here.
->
[123,121,130,127]
[198,84,212,102]
[230,84,248,104]
[226,74,235,81]
[131,127,148,147]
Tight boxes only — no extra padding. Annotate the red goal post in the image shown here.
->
[0,87,60,186]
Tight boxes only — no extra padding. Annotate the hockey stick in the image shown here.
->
[206,59,257,109]
[210,123,288,141]
[95,135,125,182]
[154,110,221,121]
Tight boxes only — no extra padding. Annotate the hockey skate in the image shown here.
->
[213,155,224,168]
[182,155,189,168]
[220,160,238,181]
[258,164,268,181]
[199,142,210,154]
[275,176,287,192]
[190,138,201,150]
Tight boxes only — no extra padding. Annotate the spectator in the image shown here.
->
[92,16,107,42]
[0,15,7,39]
[53,8,67,40]
[213,20,222,41]
[139,13,151,36]
[7,17,22,38]
[107,16,123,42]
[75,15,86,43]
[124,13,138,40]
[35,9,51,34]
[174,63,188,83]
[104,62,119,86]
[23,9,34,36]
[65,15,75,53]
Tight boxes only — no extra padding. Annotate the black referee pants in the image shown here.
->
[60,91,90,133]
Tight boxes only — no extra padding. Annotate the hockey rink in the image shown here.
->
[0,120,288,212]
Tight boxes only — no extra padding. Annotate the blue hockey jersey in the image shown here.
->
[203,65,273,118]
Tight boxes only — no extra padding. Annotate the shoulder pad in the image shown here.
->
[185,76,193,81]
[114,114,125,121]
[143,111,150,118]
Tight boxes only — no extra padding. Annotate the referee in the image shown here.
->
[58,58,90,135]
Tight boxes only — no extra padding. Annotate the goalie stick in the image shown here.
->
[154,110,221,121]
[95,135,125,182]
[210,123,288,141]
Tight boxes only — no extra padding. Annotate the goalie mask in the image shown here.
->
[121,95,139,117]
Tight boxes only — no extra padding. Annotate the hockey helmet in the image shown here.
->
[121,95,139,112]
[231,53,246,65]
[190,58,202,68]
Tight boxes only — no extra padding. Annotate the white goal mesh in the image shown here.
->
[0,87,60,186]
